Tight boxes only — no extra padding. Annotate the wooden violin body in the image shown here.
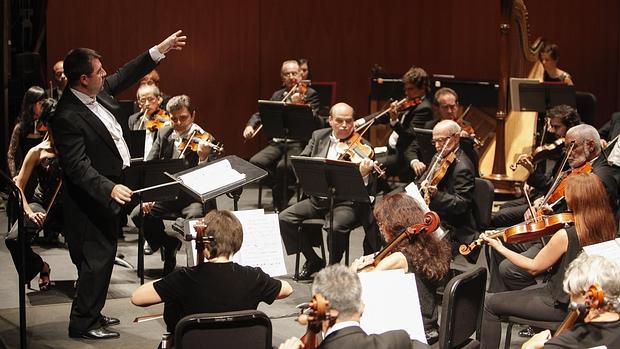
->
[336,132,385,177]
[511,138,565,171]
[178,130,224,156]
[299,294,332,349]
[422,151,456,205]
[144,109,171,131]
[545,162,592,205]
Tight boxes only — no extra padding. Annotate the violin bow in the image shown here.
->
[540,141,575,207]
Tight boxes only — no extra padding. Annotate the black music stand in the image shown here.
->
[126,158,188,284]
[290,156,370,265]
[518,83,576,113]
[258,100,318,209]
[166,155,267,211]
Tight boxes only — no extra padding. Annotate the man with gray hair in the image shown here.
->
[279,265,429,349]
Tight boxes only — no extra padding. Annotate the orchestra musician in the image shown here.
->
[127,84,171,158]
[298,58,310,80]
[487,123,619,295]
[598,111,620,148]
[50,60,67,100]
[425,87,480,175]
[479,173,617,349]
[417,119,478,262]
[279,103,382,280]
[278,264,429,349]
[137,69,171,111]
[131,210,293,337]
[355,66,433,181]
[350,193,452,344]
[522,253,620,349]
[5,99,60,292]
[539,43,574,85]
[51,30,186,340]
[242,60,321,212]
[129,94,217,275]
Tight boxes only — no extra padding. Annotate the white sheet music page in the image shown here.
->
[178,159,246,195]
[358,269,427,344]
[582,238,620,266]
[404,182,447,240]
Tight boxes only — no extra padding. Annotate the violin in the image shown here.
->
[555,284,604,337]
[510,138,565,171]
[357,211,441,272]
[543,161,592,208]
[420,138,457,205]
[281,80,311,104]
[459,212,574,255]
[144,109,171,131]
[336,132,386,177]
[35,121,48,134]
[299,294,333,349]
[354,96,423,133]
[178,130,224,156]
[454,104,483,148]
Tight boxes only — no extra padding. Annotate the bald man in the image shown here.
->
[279,103,382,280]
[418,120,477,261]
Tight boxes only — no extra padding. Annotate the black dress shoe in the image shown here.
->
[69,327,120,340]
[100,315,120,327]
[425,328,439,345]
[144,242,153,255]
[518,325,536,338]
[296,260,325,281]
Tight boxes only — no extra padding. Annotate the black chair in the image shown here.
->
[174,310,272,349]
[438,267,487,349]
[502,317,561,349]
[472,178,494,231]
[575,91,596,126]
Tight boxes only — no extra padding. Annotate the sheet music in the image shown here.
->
[178,159,246,195]
[358,270,427,344]
[186,209,287,277]
[582,238,620,266]
[404,182,447,240]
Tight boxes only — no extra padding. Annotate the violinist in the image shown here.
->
[491,105,581,229]
[355,66,433,182]
[127,84,171,157]
[425,88,480,174]
[522,254,620,349]
[279,103,382,280]
[130,95,217,275]
[417,119,478,261]
[278,265,428,349]
[243,60,321,211]
[131,210,293,337]
[479,173,617,349]
[50,60,67,100]
[350,193,451,344]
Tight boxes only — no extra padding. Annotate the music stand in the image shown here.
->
[517,82,576,113]
[290,156,370,264]
[126,158,188,284]
[258,100,318,209]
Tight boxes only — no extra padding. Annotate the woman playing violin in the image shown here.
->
[351,193,451,344]
[479,173,616,349]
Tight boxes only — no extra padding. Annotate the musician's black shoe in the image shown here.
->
[144,242,153,255]
[69,327,120,340]
[425,328,439,345]
[295,260,325,281]
[518,326,536,338]
[100,315,120,327]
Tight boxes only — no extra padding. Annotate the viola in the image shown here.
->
[299,294,333,349]
[459,212,574,255]
[420,136,457,205]
[178,130,224,156]
[357,211,441,272]
[555,284,604,337]
[336,132,386,177]
[544,161,592,207]
[144,109,171,131]
[511,138,565,171]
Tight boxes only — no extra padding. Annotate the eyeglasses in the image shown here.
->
[431,135,454,145]
[138,96,157,104]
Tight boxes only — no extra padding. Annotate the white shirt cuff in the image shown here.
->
[149,46,165,62]
[410,159,419,168]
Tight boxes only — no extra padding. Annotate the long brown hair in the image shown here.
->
[374,193,451,281]
[565,173,616,246]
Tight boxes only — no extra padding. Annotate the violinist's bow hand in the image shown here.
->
[243,126,255,139]
[157,30,188,55]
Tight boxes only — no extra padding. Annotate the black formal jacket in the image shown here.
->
[598,112,620,141]
[51,51,157,239]
[421,148,477,244]
[246,86,321,129]
[319,326,429,349]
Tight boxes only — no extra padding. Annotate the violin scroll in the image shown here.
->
[299,294,332,349]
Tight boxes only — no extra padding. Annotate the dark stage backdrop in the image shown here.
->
[47,0,620,159]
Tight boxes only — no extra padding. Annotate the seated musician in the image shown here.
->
[137,69,171,110]
[131,209,293,336]
[540,43,573,85]
[278,264,429,349]
[355,66,433,182]
[242,59,320,212]
[127,84,171,158]
[488,122,619,296]
[426,87,480,174]
[5,99,60,291]
[479,173,617,349]
[279,102,382,280]
[50,60,67,100]
[522,253,620,349]
[598,111,620,147]
[417,119,477,261]
[350,193,451,344]
[129,94,217,275]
